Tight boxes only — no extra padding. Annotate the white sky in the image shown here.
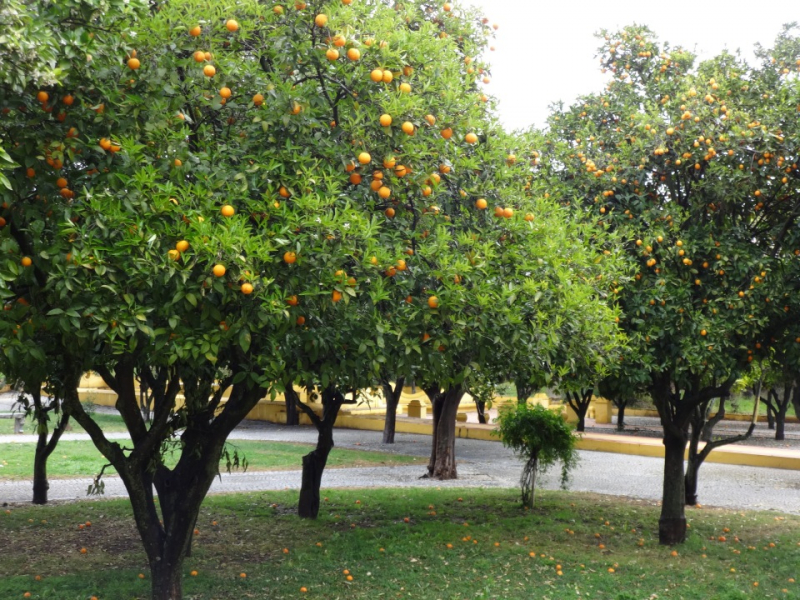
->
[466,0,799,131]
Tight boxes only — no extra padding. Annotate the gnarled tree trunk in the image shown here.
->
[426,385,465,480]
[66,357,264,600]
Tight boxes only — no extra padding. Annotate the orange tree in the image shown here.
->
[543,24,800,544]
[375,116,623,478]
[0,0,616,596]
[0,0,147,504]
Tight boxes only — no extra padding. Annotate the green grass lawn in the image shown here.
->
[0,439,421,480]
[0,488,797,599]
[0,410,130,436]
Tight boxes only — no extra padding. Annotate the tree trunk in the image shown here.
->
[515,380,535,405]
[475,399,487,424]
[685,416,701,507]
[151,553,184,600]
[381,377,404,444]
[774,387,791,442]
[32,446,49,505]
[616,401,626,431]
[566,388,593,433]
[427,386,464,480]
[31,389,70,505]
[659,430,688,544]
[765,400,776,430]
[298,435,331,519]
[297,388,344,518]
[284,386,300,427]
[775,410,786,441]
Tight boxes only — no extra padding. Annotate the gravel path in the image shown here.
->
[2,421,799,514]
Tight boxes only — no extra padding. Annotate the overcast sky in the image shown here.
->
[466,0,799,131]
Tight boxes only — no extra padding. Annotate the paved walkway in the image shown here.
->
[2,422,799,514]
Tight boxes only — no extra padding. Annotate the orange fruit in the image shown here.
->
[382,70,394,83]
[370,69,383,82]
[241,283,253,295]
[300,587,308,593]
[26,168,35,178]
[441,127,453,139]
[219,87,232,98]
[287,295,299,306]
[284,251,297,264]
[465,132,478,144]
[396,259,407,271]
[212,264,226,277]
[399,82,411,93]
[203,65,216,77]
[428,296,439,309]
[379,114,392,127]
[384,207,396,219]
[503,207,514,218]
[56,177,68,189]
[347,48,361,61]
[358,152,371,165]
[425,114,436,126]
[422,186,432,197]
[378,187,391,199]
[349,173,362,184]
[475,198,487,210]
[401,122,414,135]
[524,213,534,222]
[128,57,141,70]
[99,138,112,150]
[220,205,235,217]
[168,249,181,261]
[189,25,202,37]
[314,14,328,27]
[296,316,305,325]
[36,91,49,103]
[190,570,198,576]
[21,256,32,267]
[326,48,340,61]
[174,159,182,167]
[332,290,342,302]
[239,572,247,578]
[226,19,239,32]
[279,186,290,198]
[176,240,189,252]
[193,50,206,62]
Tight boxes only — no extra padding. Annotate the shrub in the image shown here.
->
[494,404,578,507]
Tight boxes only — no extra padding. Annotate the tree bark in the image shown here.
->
[566,388,593,432]
[426,385,464,480]
[660,430,688,544]
[151,560,183,600]
[284,386,300,427]
[31,388,71,505]
[615,401,627,431]
[381,377,404,444]
[297,387,345,518]
[475,399,487,424]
